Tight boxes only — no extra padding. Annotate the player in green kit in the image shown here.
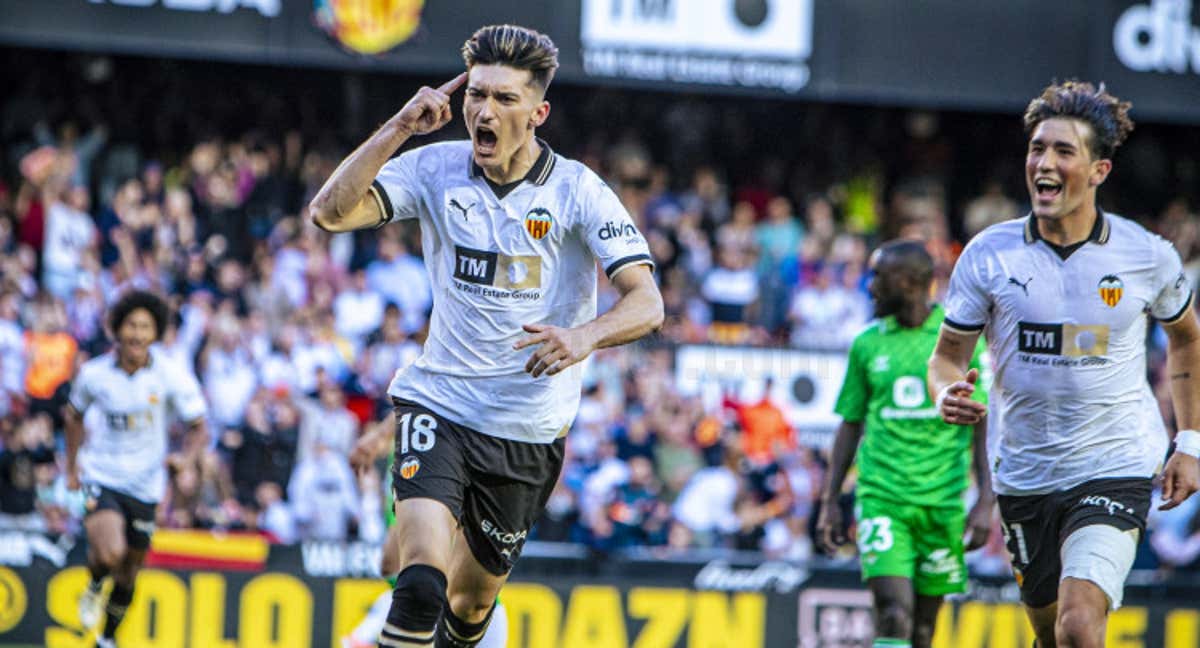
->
[817,239,995,648]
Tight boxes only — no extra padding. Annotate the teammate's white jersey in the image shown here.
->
[69,346,207,503]
[944,212,1192,495]
[373,140,653,443]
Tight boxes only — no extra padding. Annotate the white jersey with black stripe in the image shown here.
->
[943,212,1192,495]
[372,140,654,443]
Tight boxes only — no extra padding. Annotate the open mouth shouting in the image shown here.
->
[475,124,499,158]
[1034,177,1063,204]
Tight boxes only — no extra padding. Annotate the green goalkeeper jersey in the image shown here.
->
[834,304,989,507]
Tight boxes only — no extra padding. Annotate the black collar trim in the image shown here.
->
[1023,209,1110,246]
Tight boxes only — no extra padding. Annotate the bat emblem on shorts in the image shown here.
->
[399,456,420,480]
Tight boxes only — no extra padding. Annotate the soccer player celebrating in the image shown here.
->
[310,24,662,648]
[819,240,993,648]
[65,290,208,648]
[930,81,1200,648]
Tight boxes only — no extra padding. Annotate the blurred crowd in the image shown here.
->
[1,51,1200,577]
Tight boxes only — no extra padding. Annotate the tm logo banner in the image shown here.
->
[580,0,813,93]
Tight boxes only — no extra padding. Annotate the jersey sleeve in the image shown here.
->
[833,334,869,423]
[967,340,991,405]
[168,364,208,424]
[943,238,992,333]
[67,365,93,413]
[1149,235,1193,323]
[370,147,426,226]
[575,171,655,279]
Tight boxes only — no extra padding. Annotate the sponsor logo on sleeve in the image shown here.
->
[597,220,643,242]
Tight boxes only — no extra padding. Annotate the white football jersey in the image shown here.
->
[944,212,1192,495]
[69,346,207,502]
[372,140,653,443]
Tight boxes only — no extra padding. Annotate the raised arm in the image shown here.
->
[928,326,988,425]
[309,73,465,233]
[1159,309,1200,510]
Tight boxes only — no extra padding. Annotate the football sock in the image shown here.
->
[102,582,134,640]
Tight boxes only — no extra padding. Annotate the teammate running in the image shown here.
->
[65,290,208,648]
[309,24,662,648]
[342,416,508,648]
[819,240,993,648]
[930,80,1200,648]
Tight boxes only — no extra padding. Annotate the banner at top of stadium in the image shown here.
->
[1,0,1198,122]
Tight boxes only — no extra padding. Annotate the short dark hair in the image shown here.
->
[877,239,934,285]
[108,290,170,341]
[1023,80,1134,160]
[462,24,559,92]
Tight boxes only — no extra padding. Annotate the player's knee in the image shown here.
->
[388,564,448,632]
[875,601,913,639]
[92,542,126,572]
[1054,604,1103,647]
[447,591,496,625]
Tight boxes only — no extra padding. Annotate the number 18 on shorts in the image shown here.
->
[854,496,968,596]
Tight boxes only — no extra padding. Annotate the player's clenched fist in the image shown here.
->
[936,367,987,425]
[394,72,466,136]
[514,323,596,378]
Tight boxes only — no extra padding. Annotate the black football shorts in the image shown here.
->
[389,398,565,575]
[84,483,158,551]
[997,476,1151,608]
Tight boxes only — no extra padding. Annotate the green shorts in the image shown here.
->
[854,496,967,596]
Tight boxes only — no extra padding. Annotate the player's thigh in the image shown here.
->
[446,525,509,618]
[392,498,459,571]
[459,435,565,578]
[1059,524,1139,611]
[911,505,968,597]
[998,492,1060,609]
[84,487,130,564]
[1024,602,1058,646]
[1058,477,1150,610]
[388,398,471,568]
[380,523,404,577]
[854,497,917,582]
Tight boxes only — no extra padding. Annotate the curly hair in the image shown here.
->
[1023,80,1134,160]
[108,290,170,341]
[462,24,559,93]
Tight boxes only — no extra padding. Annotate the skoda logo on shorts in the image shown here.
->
[399,456,420,480]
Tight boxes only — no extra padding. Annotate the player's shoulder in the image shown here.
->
[388,140,472,175]
[148,346,193,380]
[549,154,607,192]
[78,351,117,377]
[848,318,886,347]
[966,216,1029,252]
[1102,210,1170,250]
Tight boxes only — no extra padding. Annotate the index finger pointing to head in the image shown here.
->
[439,72,467,94]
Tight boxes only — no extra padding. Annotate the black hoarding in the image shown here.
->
[0,1,1198,122]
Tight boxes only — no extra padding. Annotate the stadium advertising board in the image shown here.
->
[2,531,1200,647]
[0,1,1198,121]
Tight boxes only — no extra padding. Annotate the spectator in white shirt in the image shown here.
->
[366,236,431,335]
[288,440,360,542]
[334,268,385,350]
[42,184,96,300]
[294,379,359,462]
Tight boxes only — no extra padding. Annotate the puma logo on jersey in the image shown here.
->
[448,198,475,222]
[1008,276,1033,296]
